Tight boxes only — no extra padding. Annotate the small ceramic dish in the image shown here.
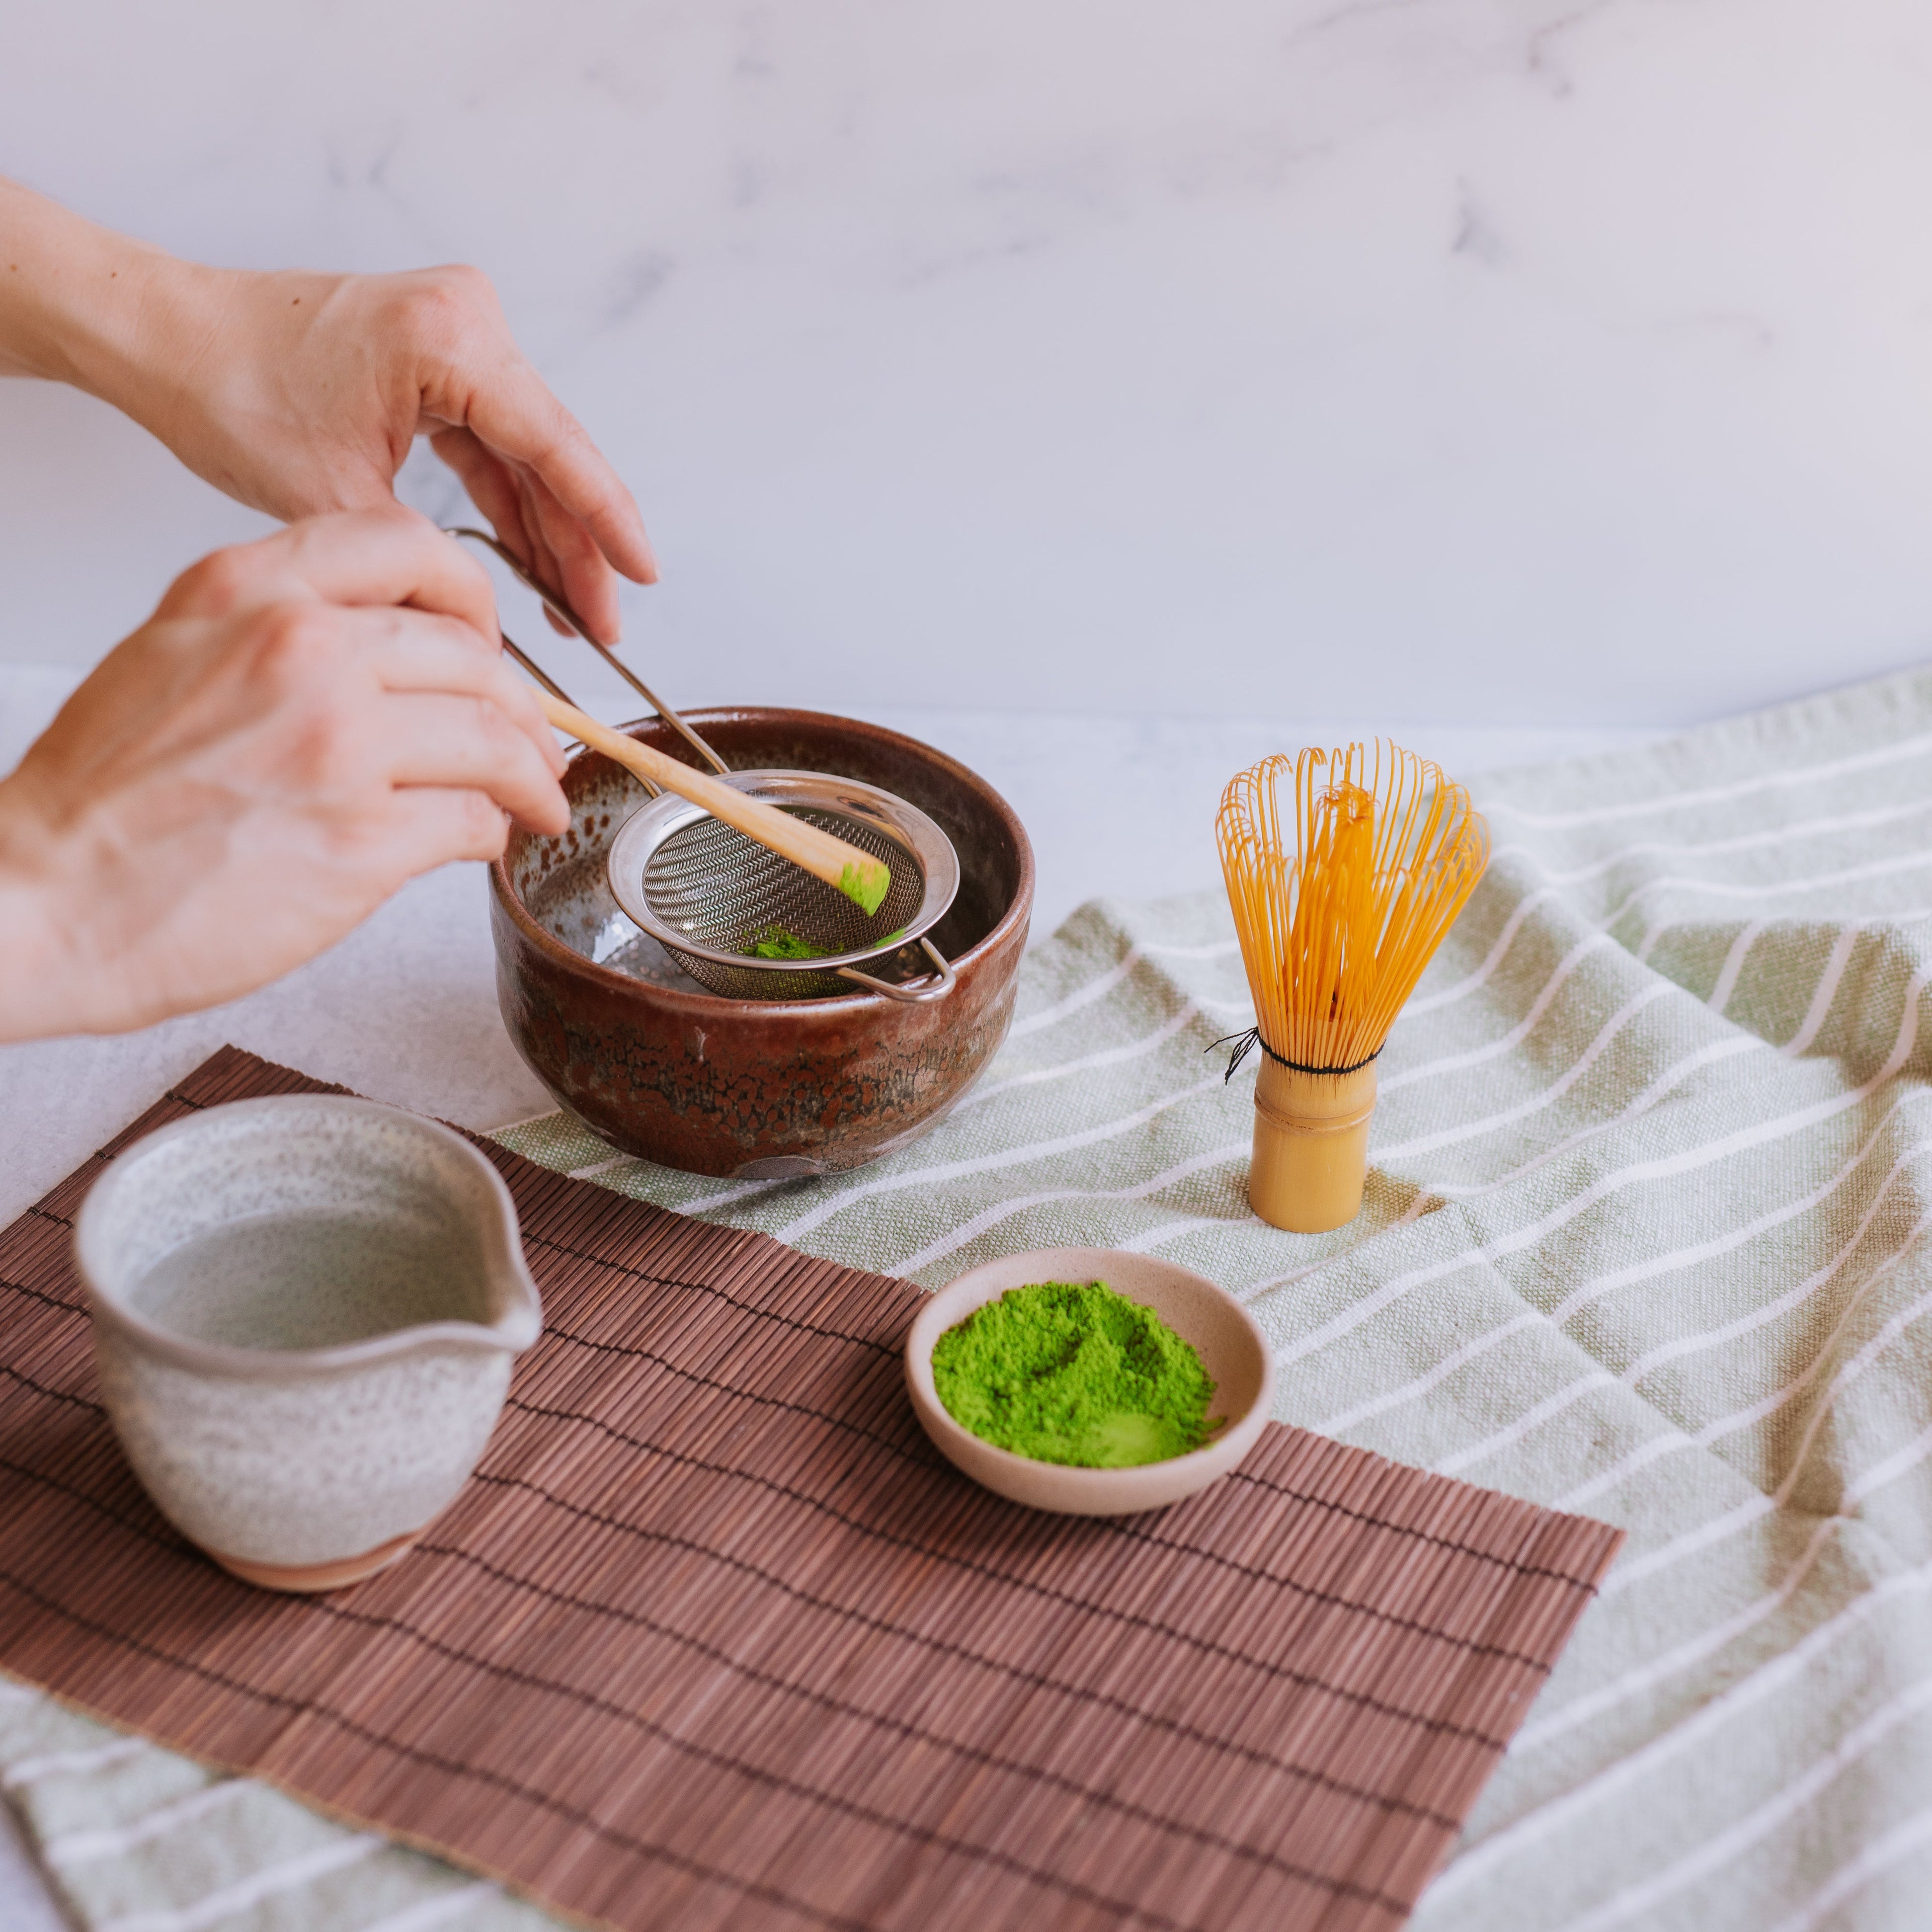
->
[76,1095,542,1593]
[904,1246,1276,1515]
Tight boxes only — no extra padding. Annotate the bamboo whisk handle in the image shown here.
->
[1248,1059,1377,1235]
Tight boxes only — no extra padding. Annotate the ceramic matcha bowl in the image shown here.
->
[492,706,1034,1178]
[905,1247,1276,1516]
[75,1095,541,1593]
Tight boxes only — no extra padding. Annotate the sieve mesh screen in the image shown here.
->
[643,807,927,998]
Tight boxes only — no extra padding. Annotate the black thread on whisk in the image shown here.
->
[1208,1028,1382,1083]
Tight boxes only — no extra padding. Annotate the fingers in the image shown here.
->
[370,690,569,836]
[210,598,569,835]
[432,427,624,645]
[522,465,624,646]
[352,607,569,830]
[505,460,575,628]
[362,608,566,778]
[158,505,499,647]
[392,265,656,591]
[430,428,532,565]
[375,785,522,876]
[456,354,658,590]
[8,512,574,1038]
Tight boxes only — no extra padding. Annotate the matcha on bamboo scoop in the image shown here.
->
[931,1280,1222,1468]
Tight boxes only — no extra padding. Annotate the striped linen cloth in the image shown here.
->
[8,662,1932,1930]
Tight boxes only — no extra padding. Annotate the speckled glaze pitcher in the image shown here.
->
[75,1095,541,1593]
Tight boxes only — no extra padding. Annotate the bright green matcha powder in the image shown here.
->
[743,924,833,960]
[743,923,912,961]
[931,1280,1221,1468]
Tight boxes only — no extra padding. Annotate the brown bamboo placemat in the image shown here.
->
[0,1046,1622,1932]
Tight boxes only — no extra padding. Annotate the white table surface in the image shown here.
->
[0,662,1656,1923]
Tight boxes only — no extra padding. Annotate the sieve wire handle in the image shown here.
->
[834,937,956,1004]
[444,526,731,777]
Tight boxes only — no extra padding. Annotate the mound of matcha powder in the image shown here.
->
[931,1279,1221,1468]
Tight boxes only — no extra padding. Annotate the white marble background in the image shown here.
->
[3,0,1930,725]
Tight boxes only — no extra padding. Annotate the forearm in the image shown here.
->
[0,178,217,418]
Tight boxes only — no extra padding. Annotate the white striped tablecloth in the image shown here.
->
[9,665,1932,1931]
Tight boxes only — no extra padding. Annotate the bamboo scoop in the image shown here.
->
[532,688,893,917]
[447,524,893,917]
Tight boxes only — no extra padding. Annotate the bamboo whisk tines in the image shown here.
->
[1217,741,1489,1233]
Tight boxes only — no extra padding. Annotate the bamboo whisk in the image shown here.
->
[1217,742,1489,1233]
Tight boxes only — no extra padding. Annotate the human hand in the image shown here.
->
[0,181,654,644]
[137,261,657,645]
[0,507,569,1041]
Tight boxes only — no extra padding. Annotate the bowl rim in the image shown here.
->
[75,1095,543,1381]
[491,705,1036,1015]
[904,1246,1277,1508]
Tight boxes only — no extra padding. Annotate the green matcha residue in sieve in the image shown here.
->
[742,925,834,960]
[931,1280,1222,1468]
[742,922,914,961]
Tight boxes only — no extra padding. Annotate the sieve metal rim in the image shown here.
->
[605,768,960,978]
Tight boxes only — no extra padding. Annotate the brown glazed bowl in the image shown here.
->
[490,708,1034,1178]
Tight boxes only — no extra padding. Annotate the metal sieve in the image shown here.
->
[606,771,958,1001]
[445,526,961,1005]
